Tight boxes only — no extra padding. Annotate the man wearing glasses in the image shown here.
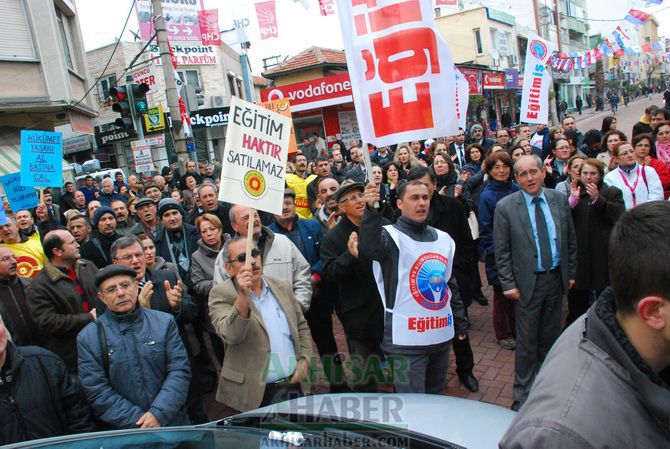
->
[320,180,385,392]
[77,264,191,429]
[496,128,512,150]
[209,236,313,413]
[493,155,577,411]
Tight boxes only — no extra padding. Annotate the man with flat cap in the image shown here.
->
[320,180,385,392]
[77,264,191,429]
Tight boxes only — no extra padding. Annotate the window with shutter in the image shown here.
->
[0,0,36,60]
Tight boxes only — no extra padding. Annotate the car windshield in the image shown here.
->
[7,425,461,449]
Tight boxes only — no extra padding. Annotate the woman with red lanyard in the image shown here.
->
[632,133,670,199]
[604,142,664,210]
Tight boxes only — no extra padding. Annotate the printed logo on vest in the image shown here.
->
[409,252,449,310]
[16,255,40,278]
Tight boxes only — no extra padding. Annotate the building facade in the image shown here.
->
[87,40,248,174]
[0,0,96,179]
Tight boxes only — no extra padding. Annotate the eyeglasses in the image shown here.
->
[117,252,144,262]
[230,248,261,263]
[102,280,136,296]
[516,168,541,178]
[338,192,365,203]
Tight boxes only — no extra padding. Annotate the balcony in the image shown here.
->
[564,15,587,35]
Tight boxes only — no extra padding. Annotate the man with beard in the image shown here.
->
[0,215,45,279]
[154,199,200,290]
[26,230,99,372]
[131,198,162,240]
[307,157,331,212]
[79,207,121,269]
[313,177,340,233]
[67,214,91,245]
[111,199,137,236]
[286,153,317,219]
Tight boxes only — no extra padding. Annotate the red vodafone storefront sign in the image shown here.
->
[483,71,505,90]
[260,73,353,112]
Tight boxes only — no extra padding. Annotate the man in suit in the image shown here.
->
[208,236,313,413]
[493,155,577,411]
[449,128,467,169]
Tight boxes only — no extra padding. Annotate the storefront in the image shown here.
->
[260,73,360,149]
[482,70,519,130]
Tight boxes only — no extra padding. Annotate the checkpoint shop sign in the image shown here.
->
[260,73,353,112]
[218,96,291,215]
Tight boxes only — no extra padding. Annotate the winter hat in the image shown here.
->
[470,124,483,134]
[91,206,116,228]
[157,198,184,218]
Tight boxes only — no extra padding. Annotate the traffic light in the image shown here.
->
[131,83,150,114]
[182,85,205,112]
[110,85,133,130]
[194,85,205,107]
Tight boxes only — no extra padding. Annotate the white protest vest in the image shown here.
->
[373,225,456,346]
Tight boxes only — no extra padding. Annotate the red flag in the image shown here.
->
[318,0,335,15]
[256,0,278,40]
[642,43,654,53]
[436,0,457,4]
[198,9,221,46]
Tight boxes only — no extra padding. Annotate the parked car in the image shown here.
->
[3,394,515,449]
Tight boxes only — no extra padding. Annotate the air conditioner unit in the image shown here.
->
[492,57,500,67]
[510,54,519,65]
[211,96,225,107]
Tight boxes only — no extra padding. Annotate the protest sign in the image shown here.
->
[0,173,39,211]
[257,98,298,155]
[520,33,556,124]
[20,130,63,187]
[131,140,155,173]
[336,0,459,146]
[218,96,291,215]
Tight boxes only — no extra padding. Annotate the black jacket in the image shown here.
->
[187,201,234,235]
[320,215,384,342]
[154,223,200,290]
[0,277,42,346]
[79,231,121,269]
[0,343,95,445]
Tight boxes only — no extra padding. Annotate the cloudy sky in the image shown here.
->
[77,0,670,75]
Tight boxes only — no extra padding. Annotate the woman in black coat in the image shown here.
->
[566,158,625,326]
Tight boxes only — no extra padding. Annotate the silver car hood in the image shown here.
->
[234,393,515,449]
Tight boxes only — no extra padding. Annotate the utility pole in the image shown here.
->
[533,0,559,126]
[152,0,189,171]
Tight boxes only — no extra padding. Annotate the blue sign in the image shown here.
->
[186,141,196,153]
[0,173,39,212]
[20,130,63,187]
[504,69,519,89]
[0,206,6,226]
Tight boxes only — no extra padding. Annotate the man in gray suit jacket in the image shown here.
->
[493,155,577,411]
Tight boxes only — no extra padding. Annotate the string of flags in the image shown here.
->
[550,7,666,72]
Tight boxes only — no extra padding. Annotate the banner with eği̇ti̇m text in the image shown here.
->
[520,33,556,125]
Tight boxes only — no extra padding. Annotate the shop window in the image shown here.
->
[55,6,74,70]
[474,29,483,54]
[99,74,117,102]
[177,69,200,88]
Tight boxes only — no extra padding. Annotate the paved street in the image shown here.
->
[203,97,657,419]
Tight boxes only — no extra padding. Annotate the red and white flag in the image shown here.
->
[168,43,191,136]
[335,0,459,147]
[436,0,457,5]
[198,9,221,46]
[256,0,278,40]
[319,0,335,15]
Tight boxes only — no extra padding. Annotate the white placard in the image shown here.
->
[218,97,291,214]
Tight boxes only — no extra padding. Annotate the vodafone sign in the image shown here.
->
[483,71,505,90]
[260,74,353,112]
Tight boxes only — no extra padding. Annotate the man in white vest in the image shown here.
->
[358,180,469,393]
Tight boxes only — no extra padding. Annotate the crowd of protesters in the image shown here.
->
[1,104,670,446]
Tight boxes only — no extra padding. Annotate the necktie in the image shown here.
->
[533,197,552,271]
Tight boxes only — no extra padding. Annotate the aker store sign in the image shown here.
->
[190,107,230,129]
[95,124,137,147]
